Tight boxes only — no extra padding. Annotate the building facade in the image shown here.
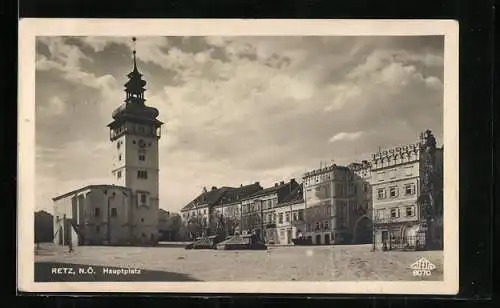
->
[53,185,133,246]
[180,183,262,239]
[52,41,164,246]
[242,179,300,243]
[302,162,374,245]
[370,130,442,250]
[273,184,305,245]
[347,161,373,244]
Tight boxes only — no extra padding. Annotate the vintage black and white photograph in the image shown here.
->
[18,19,459,294]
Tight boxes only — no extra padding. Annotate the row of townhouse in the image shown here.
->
[180,179,304,245]
[180,130,443,249]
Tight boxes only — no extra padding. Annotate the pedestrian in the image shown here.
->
[68,241,73,253]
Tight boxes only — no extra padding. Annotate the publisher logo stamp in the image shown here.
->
[410,257,436,277]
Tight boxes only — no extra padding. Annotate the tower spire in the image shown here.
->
[124,37,147,105]
[132,37,138,72]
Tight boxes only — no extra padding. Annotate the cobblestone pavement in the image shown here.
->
[35,244,443,281]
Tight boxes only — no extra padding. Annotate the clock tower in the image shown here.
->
[107,37,164,244]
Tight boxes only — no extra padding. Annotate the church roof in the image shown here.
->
[52,185,130,202]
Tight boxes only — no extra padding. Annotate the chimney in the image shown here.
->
[240,184,243,187]
[274,183,278,188]
[211,186,217,191]
[255,181,260,186]
[290,178,296,183]
[280,181,285,185]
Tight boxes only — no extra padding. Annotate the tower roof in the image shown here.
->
[124,37,147,100]
[110,37,161,125]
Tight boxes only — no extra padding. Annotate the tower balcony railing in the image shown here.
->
[110,126,161,141]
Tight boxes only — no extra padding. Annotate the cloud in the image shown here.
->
[37,96,67,116]
[34,36,444,213]
[328,131,365,143]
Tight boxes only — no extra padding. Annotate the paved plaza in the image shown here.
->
[35,243,443,282]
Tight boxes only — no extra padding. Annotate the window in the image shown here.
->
[285,212,290,222]
[268,214,272,223]
[203,209,207,214]
[406,206,415,217]
[363,182,369,192]
[96,226,100,233]
[273,213,277,223]
[278,213,283,224]
[293,212,298,221]
[298,210,304,220]
[306,224,311,232]
[117,141,121,149]
[137,170,148,179]
[141,218,144,222]
[56,215,59,221]
[324,220,330,230]
[390,207,400,218]
[405,183,416,195]
[315,222,320,231]
[139,153,145,161]
[118,154,122,161]
[94,208,100,217]
[389,186,399,198]
[111,208,117,217]
[376,209,386,221]
[139,193,147,204]
[117,170,122,179]
[377,188,386,199]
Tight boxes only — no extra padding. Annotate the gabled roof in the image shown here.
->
[180,187,229,212]
[181,182,264,212]
[249,179,295,198]
[219,183,263,204]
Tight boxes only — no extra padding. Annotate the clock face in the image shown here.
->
[138,139,146,148]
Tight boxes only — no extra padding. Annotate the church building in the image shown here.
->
[52,38,164,246]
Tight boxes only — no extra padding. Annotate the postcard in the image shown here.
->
[18,18,459,294]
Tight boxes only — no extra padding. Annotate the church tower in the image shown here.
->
[107,37,164,244]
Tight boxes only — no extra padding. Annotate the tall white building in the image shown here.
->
[108,44,163,244]
[52,39,164,246]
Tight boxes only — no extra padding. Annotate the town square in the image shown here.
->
[35,243,443,281]
[30,32,447,284]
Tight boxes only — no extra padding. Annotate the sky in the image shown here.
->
[35,35,444,213]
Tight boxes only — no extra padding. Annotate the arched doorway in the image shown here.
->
[352,215,373,244]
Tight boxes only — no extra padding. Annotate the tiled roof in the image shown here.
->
[180,187,228,211]
[279,183,304,204]
[181,182,263,211]
[219,183,262,204]
[249,180,297,199]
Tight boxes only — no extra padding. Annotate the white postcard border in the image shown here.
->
[18,18,459,295]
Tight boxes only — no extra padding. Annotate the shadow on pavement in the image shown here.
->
[35,262,201,282]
